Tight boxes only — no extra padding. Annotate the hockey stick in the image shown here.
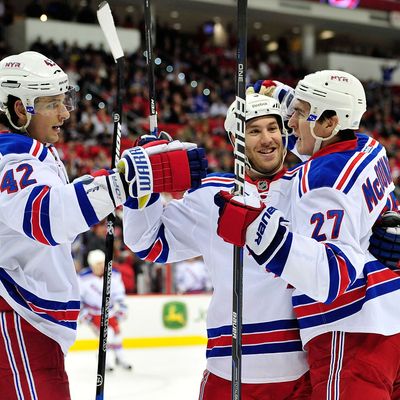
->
[143,0,158,136]
[95,2,124,399]
[231,0,247,399]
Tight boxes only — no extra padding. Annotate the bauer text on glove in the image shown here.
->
[245,206,291,266]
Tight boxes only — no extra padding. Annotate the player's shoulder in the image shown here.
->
[0,132,48,161]
[78,267,93,278]
[188,172,235,193]
[301,134,383,194]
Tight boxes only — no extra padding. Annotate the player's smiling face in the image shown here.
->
[26,94,70,144]
[245,115,285,178]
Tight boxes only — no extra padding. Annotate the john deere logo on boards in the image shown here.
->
[162,301,187,329]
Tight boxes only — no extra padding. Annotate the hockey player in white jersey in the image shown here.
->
[123,95,311,399]
[216,71,400,399]
[79,249,131,371]
[0,51,207,400]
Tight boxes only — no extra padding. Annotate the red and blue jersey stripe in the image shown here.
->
[293,261,400,330]
[0,269,80,330]
[136,224,170,262]
[190,173,235,192]
[23,185,58,246]
[0,134,48,162]
[206,319,302,358]
[297,135,383,198]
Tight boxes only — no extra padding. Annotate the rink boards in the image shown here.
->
[70,293,211,351]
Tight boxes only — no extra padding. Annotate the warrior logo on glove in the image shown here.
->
[118,133,208,208]
[121,147,152,197]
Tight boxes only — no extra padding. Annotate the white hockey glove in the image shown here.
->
[115,301,128,321]
[245,206,291,268]
[246,79,295,121]
[75,169,128,212]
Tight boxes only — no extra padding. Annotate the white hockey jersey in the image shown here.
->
[0,133,120,354]
[254,133,400,346]
[78,267,127,318]
[123,174,308,383]
[174,258,212,293]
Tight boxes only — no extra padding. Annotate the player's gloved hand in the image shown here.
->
[246,80,295,121]
[245,206,291,266]
[214,190,265,246]
[134,130,173,146]
[118,137,208,197]
[76,168,129,209]
[369,210,400,269]
[246,79,277,96]
[115,302,128,321]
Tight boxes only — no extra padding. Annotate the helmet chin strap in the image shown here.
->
[309,120,341,154]
[5,106,31,133]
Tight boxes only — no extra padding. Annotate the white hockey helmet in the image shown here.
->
[0,51,74,123]
[87,249,105,267]
[225,93,286,136]
[294,70,366,130]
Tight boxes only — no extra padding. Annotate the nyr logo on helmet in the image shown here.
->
[44,58,56,67]
[4,62,22,69]
[330,75,349,82]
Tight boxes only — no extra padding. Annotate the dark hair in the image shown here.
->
[0,95,21,130]
[318,110,356,141]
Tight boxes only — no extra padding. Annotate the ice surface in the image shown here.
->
[66,346,206,399]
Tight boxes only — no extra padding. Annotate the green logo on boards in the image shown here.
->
[162,301,188,329]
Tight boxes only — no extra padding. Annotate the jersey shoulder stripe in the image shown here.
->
[281,164,303,181]
[0,133,48,161]
[334,136,383,194]
[189,172,235,193]
[298,135,383,197]
[78,267,92,277]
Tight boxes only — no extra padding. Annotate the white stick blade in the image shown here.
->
[97,1,124,61]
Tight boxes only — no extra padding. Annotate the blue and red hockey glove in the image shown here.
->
[214,190,266,247]
[118,132,207,208]
[214,190,291,267]
[369,210,400,269]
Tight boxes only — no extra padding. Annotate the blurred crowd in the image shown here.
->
[1,4,400,294]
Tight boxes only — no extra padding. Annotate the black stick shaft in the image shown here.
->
[144,0,158,136]
[232,1,247,399]
[95,56,124,400]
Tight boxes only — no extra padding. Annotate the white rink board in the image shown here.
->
[72,294,211,350]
